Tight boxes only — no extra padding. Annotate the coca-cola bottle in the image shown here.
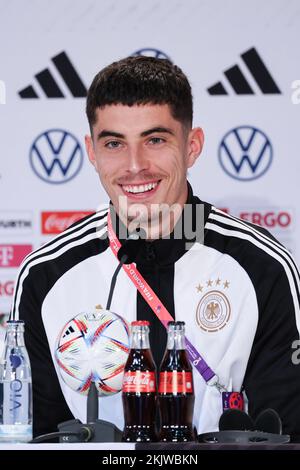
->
[158,321,196,442]
[122,320,158,442]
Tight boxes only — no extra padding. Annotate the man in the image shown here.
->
[12,56,300,439]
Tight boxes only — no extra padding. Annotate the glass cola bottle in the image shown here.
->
[122,320,158,442]
[158,321,196,442]
[0,320,32,443]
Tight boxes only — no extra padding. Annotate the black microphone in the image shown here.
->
[254,408,282,434]
[106,228,146,310]
[199,408,289,444]
[219,409,255,431]
[117,228,146,263]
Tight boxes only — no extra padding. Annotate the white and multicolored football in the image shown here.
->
[55,309,130,396]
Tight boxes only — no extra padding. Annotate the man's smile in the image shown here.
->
[118,179,162,199]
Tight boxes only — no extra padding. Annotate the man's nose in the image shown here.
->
[126,146,150,174]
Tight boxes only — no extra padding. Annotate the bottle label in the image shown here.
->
[122,371,156,393]
[159,371,193,394]
[0,425,32,443]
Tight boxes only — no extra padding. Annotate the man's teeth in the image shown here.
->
[122,182,158,194]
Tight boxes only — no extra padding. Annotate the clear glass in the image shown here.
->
[0,320,33,443]
[130,323,150,349]
[166,321,186,350]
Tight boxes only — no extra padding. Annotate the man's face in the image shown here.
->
[85,104,203,228]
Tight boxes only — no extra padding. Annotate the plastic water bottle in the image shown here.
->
[0,320,32,443]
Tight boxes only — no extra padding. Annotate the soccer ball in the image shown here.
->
[55,309,130,396]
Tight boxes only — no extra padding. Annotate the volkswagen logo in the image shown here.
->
[131,48,171,60]
[218,126,273,181]
[30,129,83,184]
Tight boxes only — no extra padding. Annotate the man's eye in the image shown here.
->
[105,141,121,149]
[148,137,165,145]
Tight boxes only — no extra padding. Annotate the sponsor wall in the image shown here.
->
[0,0,299,350]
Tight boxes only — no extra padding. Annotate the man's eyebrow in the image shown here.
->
[97,130,125,140]
[96,126,174,141]
[140,126,174,137]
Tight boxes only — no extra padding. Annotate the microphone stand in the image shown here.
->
[58,381,122,443]
[106,254,128,310]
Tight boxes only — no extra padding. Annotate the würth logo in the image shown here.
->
[0,245,32,267]
[207,47,281,95]
[19,51,87,98]
[0,211,33,235]
[41,211,93,234]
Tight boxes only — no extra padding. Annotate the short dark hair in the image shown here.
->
[86,56,193,133]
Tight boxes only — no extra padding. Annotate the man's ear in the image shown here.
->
[186,127,204,169]
[85,134,98,171]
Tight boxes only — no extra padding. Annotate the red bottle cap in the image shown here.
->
[131,320,150,326]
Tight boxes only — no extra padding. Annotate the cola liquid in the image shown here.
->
[158,321,196,442]
[122,321,158,442]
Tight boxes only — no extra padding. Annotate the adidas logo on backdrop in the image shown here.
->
[19,51,87,99]
[207,47,281,95]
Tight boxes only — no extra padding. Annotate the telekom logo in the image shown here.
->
[41,211,93,234]
[0,245,32,267]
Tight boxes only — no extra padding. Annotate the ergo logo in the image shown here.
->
[240,211,292,229]
[0,281,14,297]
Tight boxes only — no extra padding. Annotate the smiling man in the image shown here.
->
[85,61,203,239]
[86,104,201,236]
[12,56,300,440]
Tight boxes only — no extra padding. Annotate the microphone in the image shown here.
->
[117,228,146,264]
[199,408,289,444]
[219,409,254,431]
[254,408,282,434]
[106,228,146,310]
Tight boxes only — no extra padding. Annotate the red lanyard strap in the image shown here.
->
[107,212,223,388]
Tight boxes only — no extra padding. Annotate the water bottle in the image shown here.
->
[0,320,32,443]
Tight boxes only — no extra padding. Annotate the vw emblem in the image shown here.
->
[131,48,171,60]
[218,126,273,181]
[30,129,83,184]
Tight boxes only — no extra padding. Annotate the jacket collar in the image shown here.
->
[110,182,211,267]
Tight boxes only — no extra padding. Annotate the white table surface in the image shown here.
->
[0,442,135,450]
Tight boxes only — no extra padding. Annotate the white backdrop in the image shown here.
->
[0,0,299,348]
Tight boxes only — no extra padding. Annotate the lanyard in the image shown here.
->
[106,212,226,393]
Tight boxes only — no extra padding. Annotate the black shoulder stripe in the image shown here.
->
[206,217,300,318]
[208,216,300,302]
[12,218,108,319]
[26,210,108,261]
[210,208,300,283]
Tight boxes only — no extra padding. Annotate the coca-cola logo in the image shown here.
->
[123,372,153,386]
[122,371,156,393]
[239,210,292,229]
[160,372,192,387]
[0,281,14,297]
[41,211,93,234]
[158,371,193,394]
